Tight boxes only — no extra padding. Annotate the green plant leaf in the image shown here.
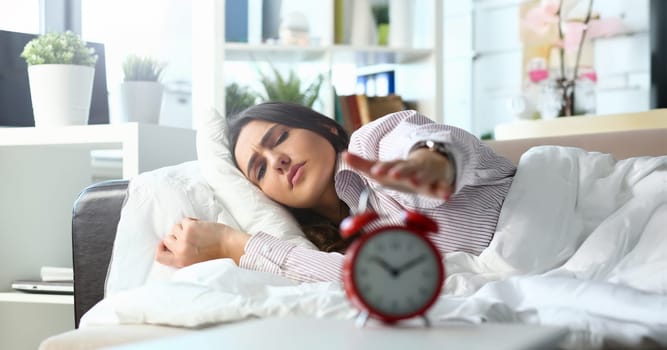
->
[225,83,257,117]
[122,54,166,82]
[256,63,324,108]
[20,31,97,66]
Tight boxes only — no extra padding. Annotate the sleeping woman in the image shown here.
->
[155,101,517,282]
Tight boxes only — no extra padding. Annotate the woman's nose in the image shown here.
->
[267,151,290,173]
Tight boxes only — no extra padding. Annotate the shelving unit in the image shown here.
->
[191,0,443,124]
[0,123,197,350]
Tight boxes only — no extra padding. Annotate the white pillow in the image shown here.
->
[105,161,235,296]
[195,108,314,248]
[105,109,314,297]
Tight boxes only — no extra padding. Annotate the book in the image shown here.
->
[334,0,345,44]
[226,0,249,42]
[247,0,263,44]
[337,94,352,133]
[356,94,371,125]
[40,266,73,282]
[345,94,363,131]
[366,95,405,121]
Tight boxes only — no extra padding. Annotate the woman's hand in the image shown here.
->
[155,217,250,268]
[343,150,455,200]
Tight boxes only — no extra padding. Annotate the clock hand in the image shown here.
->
[369,256,399,277]
[395,255,427,276]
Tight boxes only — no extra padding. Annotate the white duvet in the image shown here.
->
[81,146,667,349]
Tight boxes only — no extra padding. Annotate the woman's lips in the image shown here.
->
[288,162,305,187]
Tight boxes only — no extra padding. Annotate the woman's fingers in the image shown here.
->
[342,152,375,174]
[162,233,178,251]
[155,241,175,266]
[344,151,453,200]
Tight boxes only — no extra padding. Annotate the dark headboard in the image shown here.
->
[71,180,128,328]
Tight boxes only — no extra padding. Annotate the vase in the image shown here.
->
[27,64,95,127]
[119,81,164,124]
[389,0,411,47]
[538,77,596,119]
[349,0,377,46]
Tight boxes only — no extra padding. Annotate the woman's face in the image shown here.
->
[234,119,338,208]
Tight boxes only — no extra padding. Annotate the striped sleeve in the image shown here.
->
[348,110,516,209]
[239,232,343,282]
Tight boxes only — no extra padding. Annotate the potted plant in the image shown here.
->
[225,83,257,117]
[119,54,166,124]
[21,31,97,127]
[257,65,324,108]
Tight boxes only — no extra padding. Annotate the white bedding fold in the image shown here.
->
[81,146,667,349]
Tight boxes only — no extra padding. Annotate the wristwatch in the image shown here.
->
[409,140,457,186]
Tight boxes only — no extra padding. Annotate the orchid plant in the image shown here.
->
[522,0,624,116]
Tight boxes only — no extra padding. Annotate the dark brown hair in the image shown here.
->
[226,102,351,253]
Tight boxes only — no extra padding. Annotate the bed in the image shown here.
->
[39,125,666,350]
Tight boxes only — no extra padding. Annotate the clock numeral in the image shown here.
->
[391,240,401,251]
[419,287,428,296]
[376,243,385,252]
[358,268,368,276]
[391,300,399,311]
[421,269,433,278]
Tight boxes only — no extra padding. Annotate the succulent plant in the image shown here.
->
[122,54,166,82]
[21,31,97,66]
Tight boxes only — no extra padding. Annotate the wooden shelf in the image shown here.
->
[0,292,73,305]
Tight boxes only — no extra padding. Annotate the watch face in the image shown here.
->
[351,228,443,319]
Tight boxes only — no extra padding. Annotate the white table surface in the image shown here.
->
[107,317,568,350]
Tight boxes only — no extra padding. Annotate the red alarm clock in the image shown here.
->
[340,205,445,326]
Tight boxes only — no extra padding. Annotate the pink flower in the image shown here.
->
[588,18,626,38]
[523,0,560,35]
[562,18,626,50]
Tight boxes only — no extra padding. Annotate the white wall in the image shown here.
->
[442,0,651,137]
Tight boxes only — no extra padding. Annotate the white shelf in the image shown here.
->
[0,292,73,305]
[0,123,196,179]
[223,43,433,65]
[0,122,187,148]
[224,43,327,62]
[330,45,433,65]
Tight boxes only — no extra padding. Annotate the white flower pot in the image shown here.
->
[27,64,95,127]
[119,81,164,124]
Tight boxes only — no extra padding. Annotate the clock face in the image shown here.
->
[350,228,443,319]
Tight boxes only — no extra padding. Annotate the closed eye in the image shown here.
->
[275,131,288,145]
[255,129,287,182]
[256,161,266,181]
